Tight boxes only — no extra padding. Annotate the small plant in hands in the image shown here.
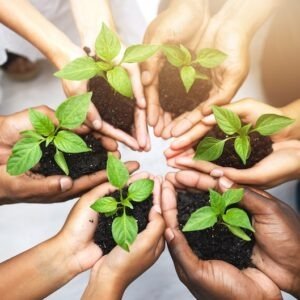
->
[194,105,294,169]
[177,188,254,269]
[7,93,108,179]
[55,23,159,133]
[159,45,227,116]
[91,154,154,252]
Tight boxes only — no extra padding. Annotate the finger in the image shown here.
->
[155,236,166,258]
[141,54,162,86]
[161,112,188,140]
[162,180,178,229]
[86,103,102,130]
[154,110,165,137]
[164,144,195,160]
[165,173,186,189]
[170,123,212,150]
[272,140,300,151]
[152,176,162,208]
[174,157,218,174]
[144,79,161,127]
[93,133,118,152]
[171,106,204,137]
[134,107,148,149]
[174,170,217,191]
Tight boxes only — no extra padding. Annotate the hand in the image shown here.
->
[0,107,139,204]
[165,20,250,139]
[161,177,282,300]
[142,0,210,137]
[169,140,300,189]
[82,174,165,300]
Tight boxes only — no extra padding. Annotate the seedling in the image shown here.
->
[162,45,227,93]
[55,23,159,98]
[7,93,92,176]
[194,105,294,164]
[91,154,154,251]
[183,188,254,241]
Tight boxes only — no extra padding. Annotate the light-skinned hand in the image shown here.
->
[0,106,139,204]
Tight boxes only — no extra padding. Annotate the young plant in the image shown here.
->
[91,153,154,251]
[54,23,159,98]
[183,188,254,241]
[7,93,92,176]
[162,45,227,93]
[194,105,294,164]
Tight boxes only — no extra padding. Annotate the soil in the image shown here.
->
[88,76,135,134]
[94,188,152,254]
[34,134,107,179]
[177,189,255,269]
[199,125,273,169]
[159,63,212,117]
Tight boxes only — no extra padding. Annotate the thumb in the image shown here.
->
[141,54,163,86]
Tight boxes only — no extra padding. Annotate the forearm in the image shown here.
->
[0,236,79,299]
[69,0,116,49]
[0,0,81,68]
[281,99,300,139]
[213,0,284,38]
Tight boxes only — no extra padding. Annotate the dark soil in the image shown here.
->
[94,188,152,254]
[159,63,212,117]
[88,76,135,134]
[34,134,107,179]
[199,125,273,169]
[177,189,255,269]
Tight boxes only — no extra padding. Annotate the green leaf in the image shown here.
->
[128,179,154,202]
[180,66,196,93]
[225,224,251,241]
[234,135,250,165]
[29,109,55,136]
[20,130,44,140]
[7,138,42,175]
[194,137,225,161]
[91,197,118,213]
[209,189,224,215]
[96,61,113,71]
[122,198,134,209]
[107,153,129,189]
[112,214,138,251]
[212,105,241,135]
[107,66,133,98]
[162,45,186,67]
[254,114,294,136]
[54,130,91,153]
[239,124,252,136]
[45,135,54,147]
[54,57,99,80]
[54,149,69,175]
[223,208,255,232]
[95,23,121,62]
[195,71,210,80]
[122,44,160,63]
[183,206,217,232]
[179,44,192,65]
[56,93,92,129]
[223,188,244,208]
[196,48,227,68]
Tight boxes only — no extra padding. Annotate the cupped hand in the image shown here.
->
[0,106,139,204]
[169,140,300,189]
[161,177,282,300]
[142,0,209,137]
[166,20,250,139]
[82,174,165,299]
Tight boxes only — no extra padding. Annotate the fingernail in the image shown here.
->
[153,204,162,214]
[210,169,224,177]
[93,120,102,130]
[219,177,234,189]
[60,177,72,192]
[165,228,175,243]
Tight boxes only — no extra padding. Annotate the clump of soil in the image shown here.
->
[177,189,254,270]
[34,134,107,179]
[94,188,152,254]
[203,126,273,169]
[88,76,135,134]
[159,63,212,116]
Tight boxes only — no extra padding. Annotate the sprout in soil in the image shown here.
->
[54,22,160,98]
[183,188,254,241]
[194,105,294,164]
[7,93,92,176]
[91,153,154,251]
